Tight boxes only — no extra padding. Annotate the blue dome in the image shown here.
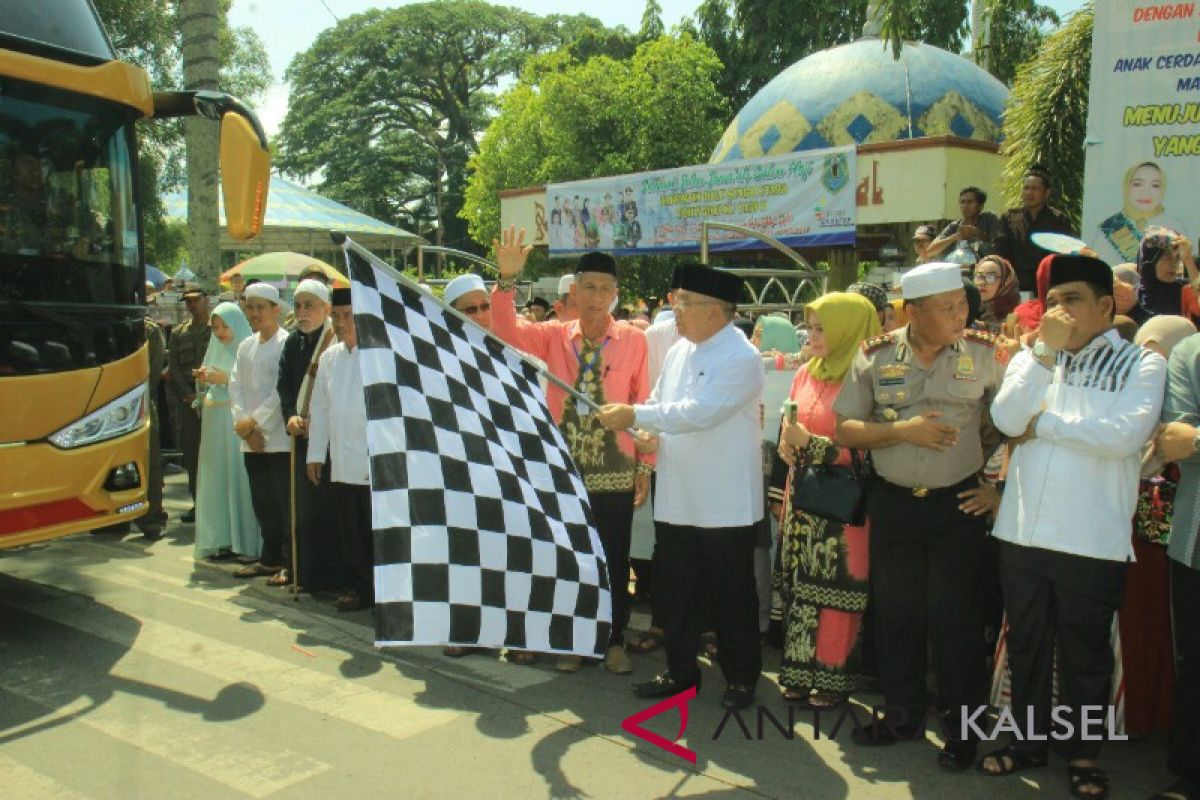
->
[710,39,1010,163]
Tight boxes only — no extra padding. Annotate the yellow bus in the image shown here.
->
[0,1,269,549]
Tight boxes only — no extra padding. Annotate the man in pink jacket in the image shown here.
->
[490,226,653,675]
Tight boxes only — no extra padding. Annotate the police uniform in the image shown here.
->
[137,317,168,536]
[166,289,211,502]
[834,264,1005,752]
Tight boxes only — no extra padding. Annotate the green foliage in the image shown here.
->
[640,0,666,41]
[976,0,1060,86]
[872,0,971,57]
[277,1,604,252]
[461,34,727,248]
[682,0,869,108]
[998,2,1093,228]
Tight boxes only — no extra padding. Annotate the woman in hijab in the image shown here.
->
[768,292,880,707]
[1139,230,1197,317]
[972,255,1021,330]
[1090,161,1186,266]
[193,302,262,561]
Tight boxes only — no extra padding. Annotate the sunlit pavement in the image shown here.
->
[0,473,1174,799]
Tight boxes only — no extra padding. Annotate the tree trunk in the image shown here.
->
[178,0,222,283]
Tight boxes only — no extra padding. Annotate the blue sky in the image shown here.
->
[229,0,1090,135]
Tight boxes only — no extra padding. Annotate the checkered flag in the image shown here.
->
[341,238,612,657]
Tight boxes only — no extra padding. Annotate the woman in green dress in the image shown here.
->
[193,302,261,561]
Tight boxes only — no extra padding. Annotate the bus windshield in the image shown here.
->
[0,77,143,374]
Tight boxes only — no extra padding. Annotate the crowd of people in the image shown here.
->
[136,163,1200,800]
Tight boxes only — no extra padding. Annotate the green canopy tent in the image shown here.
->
[163,176,423,268]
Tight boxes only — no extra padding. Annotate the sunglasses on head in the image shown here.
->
[459,301,490,315]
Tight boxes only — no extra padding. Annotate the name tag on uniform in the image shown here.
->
[879,364,910,379]
[953,373,979,382]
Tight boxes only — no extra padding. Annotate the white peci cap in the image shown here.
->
[901,262,963,300]
[444,274,487,306]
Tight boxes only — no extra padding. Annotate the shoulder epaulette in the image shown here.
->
[862,333,896,354]
[963,328,997,347]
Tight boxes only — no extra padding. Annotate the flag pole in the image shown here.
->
[334,233,632,426]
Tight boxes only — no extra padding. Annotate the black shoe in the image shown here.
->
[181,507,196,524]
[720,685,755,710]
[850,720,919,746]
[938,739,978,772]
[633,672,700,699]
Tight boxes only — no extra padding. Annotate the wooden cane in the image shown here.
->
[289,435,299,602]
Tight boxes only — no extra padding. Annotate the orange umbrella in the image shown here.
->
[220,252,349,289]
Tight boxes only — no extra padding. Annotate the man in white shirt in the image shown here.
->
[597,263,764,710]
[986,255,1166,793]
[643,295,680,387]
[229,283,292,581]
[307,287,373,612]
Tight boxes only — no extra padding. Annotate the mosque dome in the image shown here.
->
[710,38,1010,163]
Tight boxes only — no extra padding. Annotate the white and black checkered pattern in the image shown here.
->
[343,240,612,657]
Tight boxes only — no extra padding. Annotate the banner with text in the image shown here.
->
[546,146,856,258]
[1082,1,1200,266]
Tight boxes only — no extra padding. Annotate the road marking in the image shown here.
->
[2,587,464,744]
[0,751,92,799]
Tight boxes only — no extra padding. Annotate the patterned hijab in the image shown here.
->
[805,292,881,383]
[976,255,1021,322]
[201,302,253,373]
[1138,230,1184,315]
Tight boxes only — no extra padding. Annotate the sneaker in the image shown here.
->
[181,507,196,524]
[604,644,633,674]
[555,655,584,673]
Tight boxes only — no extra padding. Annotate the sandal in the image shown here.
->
[807,691,848,709]
[442,646,482,658]
[233,563,281,579]
[977,745,1048,777]
[1068,763,1109,800]
[1151,778,1200,800]
[699,632,719,659]
[508,650,537,665]
[627,628,665,653]
[780,686,811,702]
[266,569,291,587]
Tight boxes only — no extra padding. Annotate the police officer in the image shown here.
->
[136,315,168,538]
[167,283,211,522]
[834,262,1005,771]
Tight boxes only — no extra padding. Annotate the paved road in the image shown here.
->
[0,474,1177,798]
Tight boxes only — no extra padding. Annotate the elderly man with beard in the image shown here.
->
[276,279,341,591]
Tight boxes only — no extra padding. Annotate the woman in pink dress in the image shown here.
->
[769,292,880,706]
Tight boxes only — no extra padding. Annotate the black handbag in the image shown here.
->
[790,448,871,526]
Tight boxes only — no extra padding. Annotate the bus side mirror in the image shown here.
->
[219,112,269,242]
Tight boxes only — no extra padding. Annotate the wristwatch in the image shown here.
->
[1192,430,1200,455]
[496,277,517,291]
[1032,340,1056,360]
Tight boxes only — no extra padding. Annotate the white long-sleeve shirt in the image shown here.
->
[229,328,289,454]
[306,342,370,486]
[990,329,1167,561]
[634,323,765,528]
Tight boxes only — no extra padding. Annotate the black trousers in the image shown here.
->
[293,437,344,591]
[998,540,1128,761]
[1170,558,1200,779]
[590,490,634,647]
[332,481,374,601]
[656,521,762,688]
[173,399,201,499]
[868,477,987,739]
[243,452,291,568]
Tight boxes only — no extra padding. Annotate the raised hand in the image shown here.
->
[493,224,532,280]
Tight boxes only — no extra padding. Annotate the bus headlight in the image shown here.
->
[48,385,147,449]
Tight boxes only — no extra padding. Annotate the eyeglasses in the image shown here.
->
[459,302,490,315]
[673,297,720,310]
[973,273,1001,285]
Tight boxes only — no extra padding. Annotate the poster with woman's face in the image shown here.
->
[1082,3,1199,266]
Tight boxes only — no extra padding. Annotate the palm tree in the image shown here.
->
[178,0,222,281]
